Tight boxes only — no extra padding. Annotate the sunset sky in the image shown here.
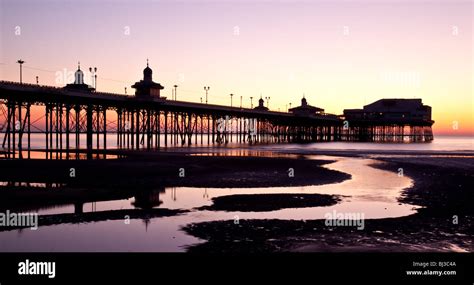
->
[0,0,472,135]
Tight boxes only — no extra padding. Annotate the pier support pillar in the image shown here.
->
[86,105,93,159]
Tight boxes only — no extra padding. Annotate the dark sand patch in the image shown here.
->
[183,214,473,253]
[197,193,341,212]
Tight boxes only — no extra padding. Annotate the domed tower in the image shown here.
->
[254,96,268,111]
[289,95,324,116]
[301,96,308,107]
[143,62,153,82]
[74,64,84,84]
[64,62,94,92]
[131,60,165,98]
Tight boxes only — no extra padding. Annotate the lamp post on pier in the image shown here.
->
[17,59,25,84]
[265,96,271,109]
[89,67,97,90]
[203,86,210,104]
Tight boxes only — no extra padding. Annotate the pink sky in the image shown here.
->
[0,0,472,135]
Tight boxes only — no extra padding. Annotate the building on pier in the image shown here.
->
[343,99,431,121]
[64,63,95,92]
[289,96,324,116]
[131,61,165,98]
[342,98,434,142]
[253,97,268,111]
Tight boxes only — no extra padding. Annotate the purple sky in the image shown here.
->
[0,0,472,134]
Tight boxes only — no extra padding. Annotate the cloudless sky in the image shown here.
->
[0,0,472,135]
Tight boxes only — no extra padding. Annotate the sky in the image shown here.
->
[0,0,472,135]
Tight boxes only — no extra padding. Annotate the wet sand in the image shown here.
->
[182,155,473,252]
[0,150,472,252]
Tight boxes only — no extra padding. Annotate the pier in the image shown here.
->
[0,63,434,160]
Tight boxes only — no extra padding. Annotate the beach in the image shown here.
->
[0,148,472,252]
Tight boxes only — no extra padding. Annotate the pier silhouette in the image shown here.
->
[0,62,434,160]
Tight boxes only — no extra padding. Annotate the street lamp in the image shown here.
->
[230,93,233,107]
[36,76,39,85]
[240,96,242,108]
[124,87,127,95]
[200,97,202,103]
[203,86,210,104]
[17,59,25,84]
[174,85,178,101]
[89,67,97,90]
[89,67,93,84]
[250,97,253,108]
[265,96,271,108]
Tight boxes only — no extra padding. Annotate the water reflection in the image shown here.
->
[0,156,416,219]
[133,187,165,209]
[6,150,121,160]
[0,181,66,188]
[0,156,419,251]
[0,183,167,216]
[189,150,298,158]
[132,187,167,230]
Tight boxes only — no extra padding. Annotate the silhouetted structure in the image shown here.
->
[342,99,434,142]
[289,96,324,116]
[253,97,268,111]
[0,63,435,160]
[131,61,165,98]
[344,99,431,121]
[64,63,95,92]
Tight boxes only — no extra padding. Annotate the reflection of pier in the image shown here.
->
[0,63,434,159]
[0,180,167,213]
[0,181,175,231]
[132,187,165,210]
[131,187,166,231]
[0,207,185,232]
[171,187,177,201]
[74,202,84,214]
